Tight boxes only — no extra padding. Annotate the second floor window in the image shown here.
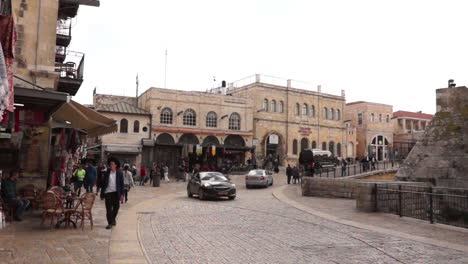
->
[330,108,335,120]
[310,105,315,117]
[133,120,140,133]
[323,107,328,120]
[263,99,268,112]
[120,119,128,133]
[379,114,382,122]
[160,108,173,124]
[302,104,308,115]
[206,111,217,128]
[370,113,375,122]
[386,115,390,123]
[295,103,300,115]
[183,109,196,126]
[228,113,241,130]
[271,100,276,112]
[336,109,341,121]
[358,113,363,125]
[279,101,284,113]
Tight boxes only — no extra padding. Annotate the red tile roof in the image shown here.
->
[393,110,433,120]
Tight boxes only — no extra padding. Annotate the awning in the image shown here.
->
[104,145,141,154]
[52,100,117,137]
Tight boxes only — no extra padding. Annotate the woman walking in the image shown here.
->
[123,165,135,203]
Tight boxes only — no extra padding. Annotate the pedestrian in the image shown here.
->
[341,158,347,177]
[371,156,376,170]
[140,165,147,186]
[73,163,86,196]
[163,163,170,182]
[292,166,299,184]
[100,157,124,229]
[84,161,97,193]
[286,164,292,184]
[131,164,137,180]
[159,163,165,181]
[149,163,156,185]
[1,171,30,221]
[123,165,135,203]
[177,161,185,182]
[96,163,106,196]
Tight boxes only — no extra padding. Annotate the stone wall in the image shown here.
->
[397,86,468,188]
[301,177,360,199]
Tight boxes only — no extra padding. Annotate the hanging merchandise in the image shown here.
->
[0,14,15,113]
[196,144,202,156]
[187,144,194,153]
[211,145,216,156]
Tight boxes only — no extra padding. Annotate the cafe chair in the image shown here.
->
[74,192,95,230]
[40,191,64,227]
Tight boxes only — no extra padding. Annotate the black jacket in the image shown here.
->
[100,169,124,198]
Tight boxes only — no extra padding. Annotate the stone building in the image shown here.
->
[345,101,393,160]
[92,94,151,168]
[343,119,357,160]
[223,74,348,166]
[138,88,254,175]
[392,110,433,158]
[0,0,113,189]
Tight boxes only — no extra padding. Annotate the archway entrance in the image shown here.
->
[370,135,389,161]
[264,133,282,164]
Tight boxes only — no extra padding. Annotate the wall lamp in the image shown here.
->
[256,109,266,113]
[220,115,228,119]
[177,111,184,116]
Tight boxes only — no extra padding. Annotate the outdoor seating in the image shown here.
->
[49,186,65,198]
[21,184,38,209]
[40,191,64,228]
[73,192,95,230]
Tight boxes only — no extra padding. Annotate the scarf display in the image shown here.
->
[0,13,15,119]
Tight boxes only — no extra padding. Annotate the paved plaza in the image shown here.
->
[1,172,468,264]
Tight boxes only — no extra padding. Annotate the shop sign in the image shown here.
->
[0,132,11,139]
[269,134,279,144]
[298,127,311,136]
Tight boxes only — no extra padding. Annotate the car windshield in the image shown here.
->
[201,173,228,181]
[248,170,264,176]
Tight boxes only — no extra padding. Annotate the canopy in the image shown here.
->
[52,100,117,137]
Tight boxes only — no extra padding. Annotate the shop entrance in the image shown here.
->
[264,133,282,165]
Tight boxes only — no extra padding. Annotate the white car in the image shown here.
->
[245,169,273,188]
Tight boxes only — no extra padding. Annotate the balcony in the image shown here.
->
[56,18,72,47]
[58,0,80,19]
[55,46,66,63]
[55,51,84,96]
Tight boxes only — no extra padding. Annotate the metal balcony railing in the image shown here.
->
[55,51,84,80]
[56,18,72,47]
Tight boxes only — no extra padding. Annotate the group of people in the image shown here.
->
[286,164,303,184]
[139,162,170,186]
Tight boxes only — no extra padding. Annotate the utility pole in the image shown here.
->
[136,73,139,106]
[164,49,168,88]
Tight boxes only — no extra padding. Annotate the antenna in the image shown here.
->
[164,49,168,88]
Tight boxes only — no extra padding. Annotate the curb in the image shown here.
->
[272,185,468,253]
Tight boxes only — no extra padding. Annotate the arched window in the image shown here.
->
[263,99,269,112]
[379,114,382,122]
[133,120,140,133]
[228,112,241,130]
[300,138,309,151]
[322,142,327,150]
[183,109,196,126]
[386,115,390,123]
[370,113,375,122]
[271,100,276,112]
[336,109,341,121]
[302,104,308,115]
[330,108,335,120]
[323,107,328,120]
[312,141,317,149]
[329,141,335,156]
[310,105,315,117]
[279,101,284,113]
[292,139,298,155]
[337,143,342,157]
[295,103,300,115]
[160,108,173,124]
[120,119,128,133]
[206,111,217,128]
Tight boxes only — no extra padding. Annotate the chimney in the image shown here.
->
[317,85,321,93]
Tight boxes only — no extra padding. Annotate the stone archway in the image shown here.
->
[178,133,199,145]
[261,132,284,165]
[370,135,389,161]
[202,135,220,147]
[155,133,175,145]
[224,135,245,148]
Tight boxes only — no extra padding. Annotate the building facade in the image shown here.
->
[92,94,151,168]
[138,88,254,174]
[392,110,433,158]
[225,74,347,166]
[345,101,393,160]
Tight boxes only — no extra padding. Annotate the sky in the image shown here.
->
[71,0,468,114]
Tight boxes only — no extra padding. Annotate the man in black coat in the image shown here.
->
[100,157,125,229]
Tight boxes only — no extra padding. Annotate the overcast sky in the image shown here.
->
[71,0,468,114]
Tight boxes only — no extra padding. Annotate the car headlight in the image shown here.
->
[203,183,212,188]
[231,184,236,187]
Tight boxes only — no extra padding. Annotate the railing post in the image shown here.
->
[398,185,402,217]
[429,187,434,224]
[354,164,356,175]
[374,183,378,212]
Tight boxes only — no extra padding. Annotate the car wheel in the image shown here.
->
[187,189,193,198]
[270,179,273,186]
[198,189,205,200]
[228,195,236,200]
[246,184,250,189]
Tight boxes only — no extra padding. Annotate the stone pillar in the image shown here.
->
[402,118,407,133]
[410,119,414,132]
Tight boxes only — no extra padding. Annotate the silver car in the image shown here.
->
[245,169,273,188]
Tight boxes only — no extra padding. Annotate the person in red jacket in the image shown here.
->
[139,165,147,186]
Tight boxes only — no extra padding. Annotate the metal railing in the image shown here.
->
[54,51,84,80]
[374,184,468,229]
[306,159,402,178]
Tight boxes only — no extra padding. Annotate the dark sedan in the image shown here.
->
[187,172,236,200]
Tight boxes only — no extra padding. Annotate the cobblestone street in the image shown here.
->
[135,174,468,264]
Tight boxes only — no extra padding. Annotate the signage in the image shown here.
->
[0,133,11,139]
[298,127,311,136]
[268,134,279,144]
